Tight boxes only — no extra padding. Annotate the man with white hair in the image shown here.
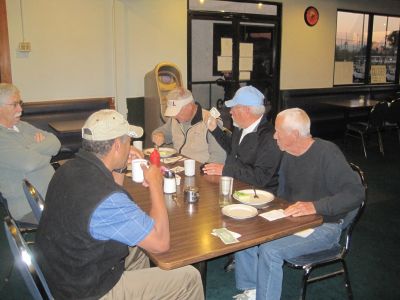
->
[0,83,60,222]
[233,108,365,300]
[152,87,226,163]
[203,85,281,193]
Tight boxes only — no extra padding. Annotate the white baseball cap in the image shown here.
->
[82,109,143,141]
[164,89,194,117]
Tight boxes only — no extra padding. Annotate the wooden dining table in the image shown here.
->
[123,159,323,292]
[321,98,380,123]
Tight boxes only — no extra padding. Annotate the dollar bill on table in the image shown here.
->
[212,228,240,244]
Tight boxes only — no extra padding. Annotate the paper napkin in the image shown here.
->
[259,209,286,221]
[294,228,315,238]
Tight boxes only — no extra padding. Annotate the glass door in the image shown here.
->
[188,1,281,119]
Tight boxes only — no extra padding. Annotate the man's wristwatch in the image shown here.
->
[113,166,127,174]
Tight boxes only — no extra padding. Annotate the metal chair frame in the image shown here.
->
[285,163,367,300]
[385,99,400,144]
[22,179,45,223]
[345,101,388,158]
[4,216,53,300]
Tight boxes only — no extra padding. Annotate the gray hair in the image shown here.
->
[277,108,311,137]
[249,105,265,115]
[82,135,129,157]
[0,83,20,105]
[166,87,194,102]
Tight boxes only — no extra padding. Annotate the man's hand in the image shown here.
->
[284,201,316,217]
[152,132,165,146]
[34,132,45,143]
[142,164,163,188]
[207,117,217,132]
[202,163,224,176]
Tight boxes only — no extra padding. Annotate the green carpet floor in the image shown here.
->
[1,133,399,299]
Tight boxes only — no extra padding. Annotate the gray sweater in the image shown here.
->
[277,138,364,222]
[0,121,60,220]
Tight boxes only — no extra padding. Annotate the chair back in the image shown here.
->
[3,216,53,300]
[387,99,400,124]
[22,179,45,223]
[343,163,367,255]
[369,101,388,128]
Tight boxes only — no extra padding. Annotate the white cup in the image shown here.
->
[131,159,148,183]
[184,159,196,176]
[133,140,143,151]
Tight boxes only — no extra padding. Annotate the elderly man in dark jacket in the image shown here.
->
[203,85,282,194]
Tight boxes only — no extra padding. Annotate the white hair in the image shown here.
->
[249,105,265,115]
[277,108,311,137]
[0,83,19,105]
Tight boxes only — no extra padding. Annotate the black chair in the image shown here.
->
[4,216,54,300]
[0,192,37,234]
[345,101,388,158]
[22,179,45,223]
[285,163,367,300]
[385,99,400,144]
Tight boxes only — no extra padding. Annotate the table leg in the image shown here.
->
[193,261,207,298]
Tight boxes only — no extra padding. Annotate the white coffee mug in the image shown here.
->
[131,159,148,183]
[133,140,143,151]
[184,159,196,176]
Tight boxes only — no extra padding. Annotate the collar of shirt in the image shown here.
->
[239,115,263,144]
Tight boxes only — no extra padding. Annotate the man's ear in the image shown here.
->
[113,138,121,152]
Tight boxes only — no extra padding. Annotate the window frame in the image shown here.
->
[334,9,400,86]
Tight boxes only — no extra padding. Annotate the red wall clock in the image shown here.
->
[304,6,319,27]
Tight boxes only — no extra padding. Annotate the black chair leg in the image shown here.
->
[300,268,311,300]
[341,260,353,300]
[397,127,400,144]
[224,254,235,272]
[377,130,384,156]
[360,134,367,158]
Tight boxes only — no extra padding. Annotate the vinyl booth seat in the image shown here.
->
[21,98,113,160]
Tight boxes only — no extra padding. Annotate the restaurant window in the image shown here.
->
[334,11,400,85]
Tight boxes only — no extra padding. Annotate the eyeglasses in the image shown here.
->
[3,100,23,108]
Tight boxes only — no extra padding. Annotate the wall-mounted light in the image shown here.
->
[17,0,31,53]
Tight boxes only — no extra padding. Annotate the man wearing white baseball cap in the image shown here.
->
[204,86,282,193]
[36,109,203,300]
[152,87,226,163]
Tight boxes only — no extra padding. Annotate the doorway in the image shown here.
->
[188,0,281,120]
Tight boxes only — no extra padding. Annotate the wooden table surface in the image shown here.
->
[48,119,86,133]
[123,160,323,270]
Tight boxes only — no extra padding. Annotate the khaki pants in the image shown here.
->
[100,247,204,300]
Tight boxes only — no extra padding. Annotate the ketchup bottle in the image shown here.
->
[149,148,161,167]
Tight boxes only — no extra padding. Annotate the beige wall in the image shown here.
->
[6,0,186,115]
[5,0,400,111]
[279,0,400,89]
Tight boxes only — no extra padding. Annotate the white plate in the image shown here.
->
[233,189,274,207]
[143,147,177,158]
[222,204,258,220]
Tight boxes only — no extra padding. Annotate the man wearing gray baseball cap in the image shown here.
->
[36,109,203,300]
[204,86,282,193]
